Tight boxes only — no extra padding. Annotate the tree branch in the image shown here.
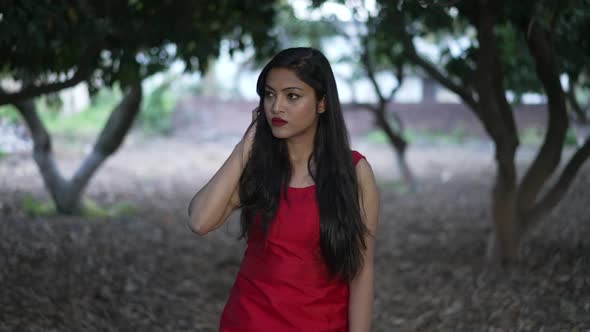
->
[72,82,142,191]
[11,97,66,203]
[524,135,590,231]
[360,37,387,105]
[387,61,405,102]
[400,32,478,111]
[71,82,143,191]
[93,82,143,155]
[388,62,406,133]
[0,46,98,106]
[374,107,407,152]
[517,18,569,217]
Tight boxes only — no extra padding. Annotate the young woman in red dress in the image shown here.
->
[188,47,379,332]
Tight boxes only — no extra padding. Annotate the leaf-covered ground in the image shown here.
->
[1,132,589,332]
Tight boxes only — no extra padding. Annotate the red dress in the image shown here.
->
[219,151,366,332]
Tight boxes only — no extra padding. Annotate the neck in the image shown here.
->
[286,133,315,167]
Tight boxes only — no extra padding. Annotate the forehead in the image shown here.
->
[265,67,312,90]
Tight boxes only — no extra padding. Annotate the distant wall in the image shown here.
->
[373,102,548,138]
[174,96,548,139]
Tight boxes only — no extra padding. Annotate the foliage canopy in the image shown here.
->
[0,0,278,98]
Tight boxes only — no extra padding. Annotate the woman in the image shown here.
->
[187,47,379,332]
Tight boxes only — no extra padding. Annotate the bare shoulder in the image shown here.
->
[355,158,379,232]
[355,158,378,196]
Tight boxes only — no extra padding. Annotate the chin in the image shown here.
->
[270,128,290,139]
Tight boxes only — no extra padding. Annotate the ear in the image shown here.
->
[317,97,326,114]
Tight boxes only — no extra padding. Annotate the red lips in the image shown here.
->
[271,117,288,126]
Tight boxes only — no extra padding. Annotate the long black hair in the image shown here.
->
[239,47,368,281]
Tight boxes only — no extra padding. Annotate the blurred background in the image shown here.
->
[1,0,589,331]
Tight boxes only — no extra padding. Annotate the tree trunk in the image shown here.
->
[473,0,522,263]
[374,105,416,190]
[488,146,521,263]
[13,99,69,209]
[395,151,415,190]
[13,82,142,214]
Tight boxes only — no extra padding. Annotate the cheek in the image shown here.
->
[296,101,318,120]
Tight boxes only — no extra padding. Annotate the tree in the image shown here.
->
[345,12,416,189]
[372,0,590,263]
[0,0,277,213]
[282,2,417,187]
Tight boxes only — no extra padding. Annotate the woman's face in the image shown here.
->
[263,67,325,141]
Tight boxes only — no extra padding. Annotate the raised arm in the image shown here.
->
[187,114,257,235]
[349,158,380,332]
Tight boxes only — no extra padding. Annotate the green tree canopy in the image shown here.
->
[0,0,277,103]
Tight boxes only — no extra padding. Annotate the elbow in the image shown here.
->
[187,216,211,236]
[187,203,210,236]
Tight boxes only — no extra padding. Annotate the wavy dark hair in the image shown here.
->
[239,47,368,281]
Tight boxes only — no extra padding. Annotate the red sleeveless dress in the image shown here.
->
[219,151,366,332]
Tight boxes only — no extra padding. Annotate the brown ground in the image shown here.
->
[1,116,589,331]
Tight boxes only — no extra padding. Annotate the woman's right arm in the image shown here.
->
[186,120,256,235]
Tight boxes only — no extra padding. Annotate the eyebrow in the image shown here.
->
[265,85,304,92]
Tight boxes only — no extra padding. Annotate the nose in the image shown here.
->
[269,96,284,114]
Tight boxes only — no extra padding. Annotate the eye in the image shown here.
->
[264,90,274,98]
[287,93,300,101]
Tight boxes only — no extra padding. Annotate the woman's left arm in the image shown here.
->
[349,158,380,332]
